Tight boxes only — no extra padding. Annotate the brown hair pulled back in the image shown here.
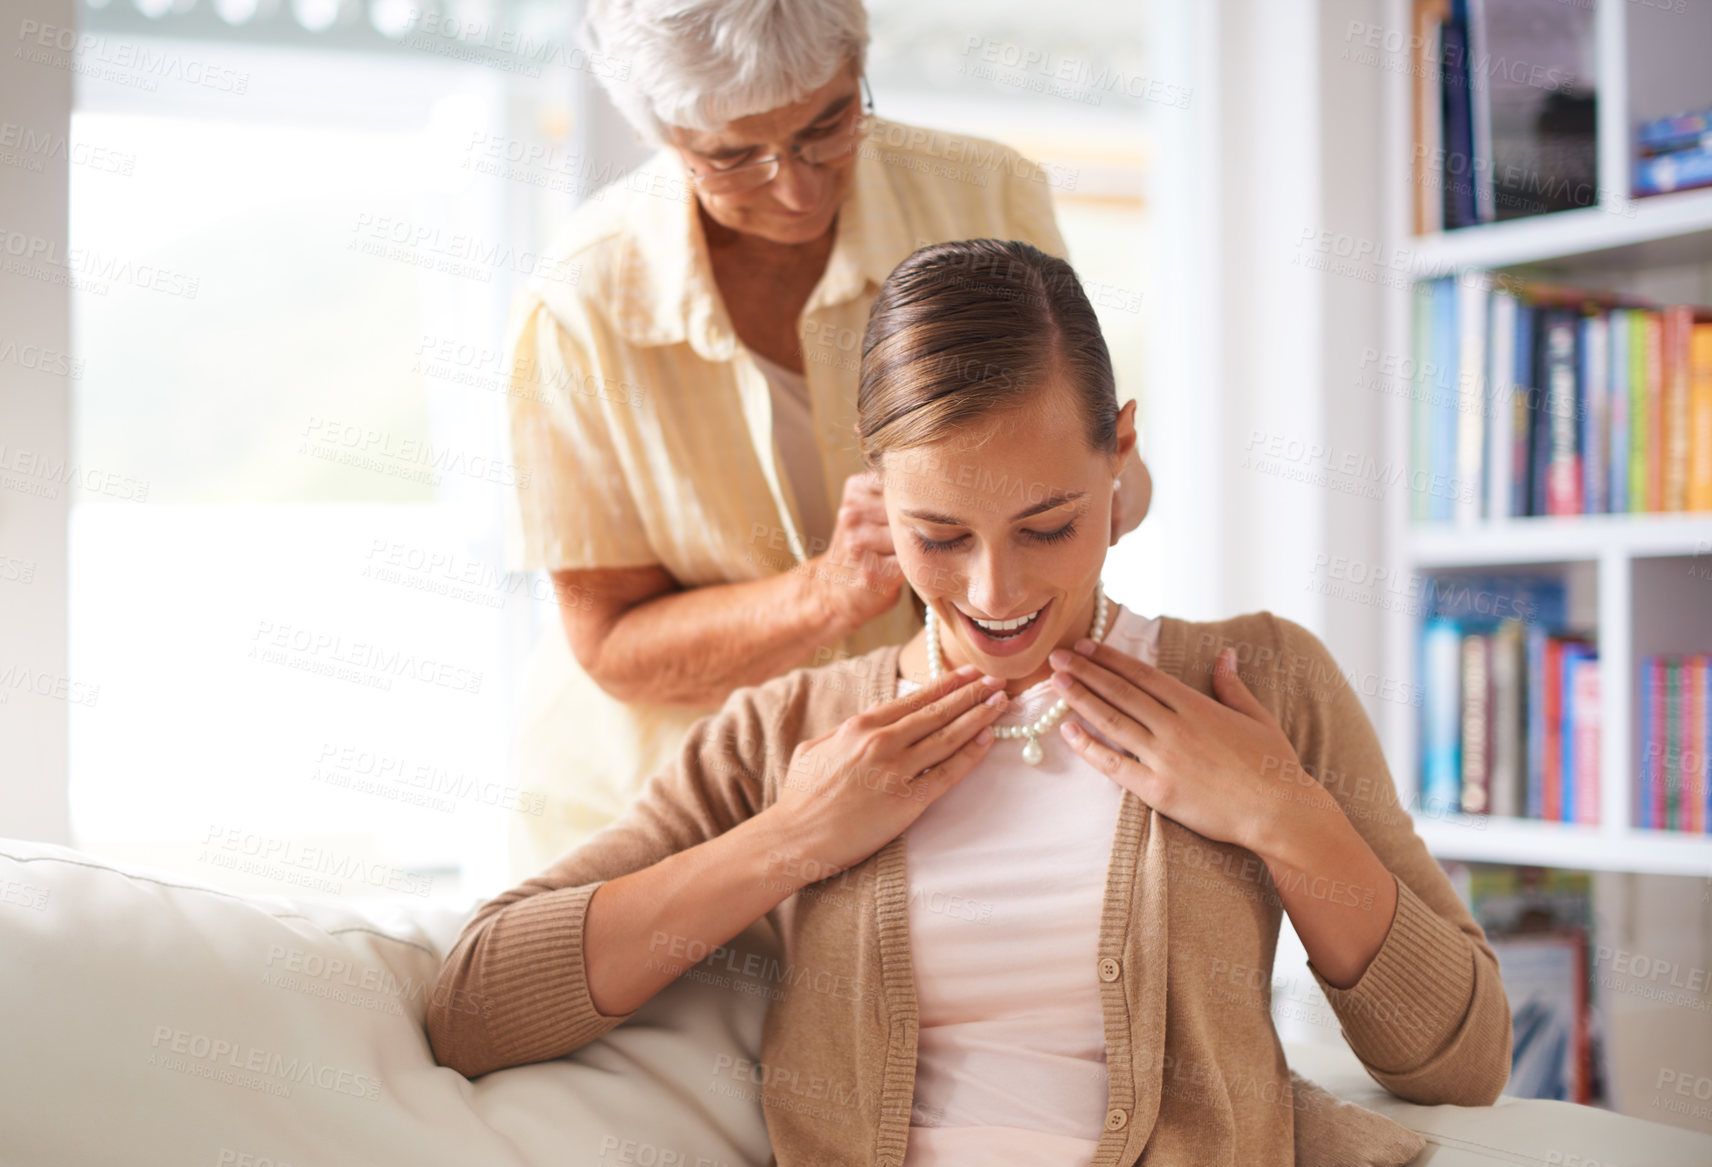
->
[856,238,1117,467]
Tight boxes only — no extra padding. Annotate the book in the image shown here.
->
[1542,637,1564,820]
[1608,308,1629,514]
[1687,656,1709,833]
[1529,307,1554,515]
[1490,619,1525,817]
[1663,307,1695,511]
[1690,323,1712,511]
[1640,656,1664,829]
[1422,616,1465,814]
[1412,280,1437,522]
[1512,302,1536,516]
[1413,0,1450,234]
[1487,288,1518,518]
[1634,145,1712,197]
[1465,0,1495,223]
[1461,632,1493,814]
[1526,622,1548,818]
[1421,572,1566,628]
[1638,104,1712,156]
[1459,271,1492,522]
[1440,0,1478,230]
[1628,309,1647,513]
[1667,658,1681,829]
[1490,932,1590,1103]
[1542,310,1582,516]
[1640,656,1712,834]
[1567,649,1599,825]
[1643,311,1665,512]
[1433,278,1461,521]
[1579,313,1608,514]
[1701,657,1712,833]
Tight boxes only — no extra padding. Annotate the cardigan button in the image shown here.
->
[1105,1107,1128,1131]
[1098,957,1122,982]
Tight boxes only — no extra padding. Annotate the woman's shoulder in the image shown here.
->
[1147,608,1347,714]
[1151,608,1328,664]
[518,147,687,331]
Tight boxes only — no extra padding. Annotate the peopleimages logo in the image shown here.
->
[149,1025,381,1101]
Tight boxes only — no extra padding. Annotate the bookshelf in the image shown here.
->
[1378,0,1712,879]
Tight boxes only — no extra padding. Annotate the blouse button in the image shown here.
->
[1105,1108,1128,1131]
[1098,957,1122,982]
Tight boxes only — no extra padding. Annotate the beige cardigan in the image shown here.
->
[428,611,1512,1165]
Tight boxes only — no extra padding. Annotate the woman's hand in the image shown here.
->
[1047,638,1400,987]
[1045,641,1331,862]
[803,471,905,636]
[774,665,1006,875]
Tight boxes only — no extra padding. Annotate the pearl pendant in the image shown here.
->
[1020,736,1044,765]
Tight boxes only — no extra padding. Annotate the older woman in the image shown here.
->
[432,240,1510,1167]
[503,0,1151,876]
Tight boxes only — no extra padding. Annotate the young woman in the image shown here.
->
[428,240,1511,1166]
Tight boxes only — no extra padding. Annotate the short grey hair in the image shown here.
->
[579,0,869,145]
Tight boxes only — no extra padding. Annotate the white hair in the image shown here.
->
[579,0,869,144]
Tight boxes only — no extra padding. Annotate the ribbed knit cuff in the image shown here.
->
[1308,875,1476,1073]
[478,880,639,1069]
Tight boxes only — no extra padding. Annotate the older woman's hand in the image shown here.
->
[1044,642,1337,863]
[804,471,906,636]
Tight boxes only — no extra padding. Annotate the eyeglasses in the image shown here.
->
[686,75,875,196]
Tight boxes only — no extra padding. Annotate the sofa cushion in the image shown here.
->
[0,836,775,1167]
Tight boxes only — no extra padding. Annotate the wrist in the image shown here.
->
[791,558,860,642]
[1254,790,1353,878]
[744,804,832,896]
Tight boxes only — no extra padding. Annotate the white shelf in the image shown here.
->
[1405,514,1712,567]
[1404,187,1712,274]
[1414,814,1712,877]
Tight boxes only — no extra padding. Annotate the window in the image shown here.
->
[66,6,581,903]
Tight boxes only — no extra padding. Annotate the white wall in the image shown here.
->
[1145,0,1386,677]
[0,0,76,844]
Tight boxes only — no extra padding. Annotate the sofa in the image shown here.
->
[3,835,1709,1167]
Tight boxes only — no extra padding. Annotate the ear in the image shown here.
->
[1112,399,1139,474]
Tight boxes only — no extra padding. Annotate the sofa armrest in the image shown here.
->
[1285,1041,1712,1166]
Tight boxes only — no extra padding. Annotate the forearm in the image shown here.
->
[586,568,858,707]
[583,805,819,1016]
[1258,798,1399,989]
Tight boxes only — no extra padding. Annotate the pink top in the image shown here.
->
[894,603,1160,1167]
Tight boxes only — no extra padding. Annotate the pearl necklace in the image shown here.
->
[924,583,1108,765]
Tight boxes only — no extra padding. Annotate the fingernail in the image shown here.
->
[1061,721,1084,740]
[955,663,978,675]
[986,690,1008,707]
[1047,649,1071,668]
[1051,672,1072,691]
[976,727,993,744]
[981,674,1005,687]
[1073,638,1096,656]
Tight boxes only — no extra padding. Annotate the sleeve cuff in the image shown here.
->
[1308,875,1477,1072]
[477,881,639,1068]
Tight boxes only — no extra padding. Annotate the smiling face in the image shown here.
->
[882,375,1138,688]
[667,59,864,246]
